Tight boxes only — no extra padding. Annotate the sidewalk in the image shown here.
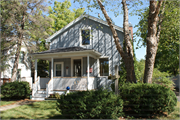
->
[0,99,40,111]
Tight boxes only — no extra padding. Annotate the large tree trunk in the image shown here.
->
[121,0,136,83]
[97,0,136,83]
[11,40,22,82]
[11,11,25,82]
[143,0,163,83]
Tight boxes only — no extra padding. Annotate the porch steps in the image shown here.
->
[32,90,46,100]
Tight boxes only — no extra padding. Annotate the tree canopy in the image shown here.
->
[47,0,85,35]
[135,0,180,76]
[0,0,52,81]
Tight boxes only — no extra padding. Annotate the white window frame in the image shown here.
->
[54,62,64,77]
[79,27,92,46]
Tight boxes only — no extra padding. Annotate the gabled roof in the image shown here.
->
[46,14,123,42]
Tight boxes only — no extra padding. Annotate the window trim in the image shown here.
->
[79,27,92,46]
[99,58,109,77]
[54,62,64,77]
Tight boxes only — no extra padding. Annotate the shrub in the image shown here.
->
[152,68,175,90]
[1,81,31,99]
[119,82,177,118]
[48,94,55,98]
[54,93,60,99]
[56,89,123,119]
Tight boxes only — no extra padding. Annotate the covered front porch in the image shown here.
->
[30,47,103,99]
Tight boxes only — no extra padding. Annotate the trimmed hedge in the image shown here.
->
[56,89,124,119]
[1,81,31,99]
[119,83,177,117]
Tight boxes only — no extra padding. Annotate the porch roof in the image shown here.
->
[30,47,102,60]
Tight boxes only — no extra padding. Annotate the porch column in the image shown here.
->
[97,59,100,77]
[51,58,54,89]
[87,55,89,90]
[34,59,37,81]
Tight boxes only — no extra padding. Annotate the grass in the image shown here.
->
[0,101,16,106]
[0,100,179,119]
[0,94,17,106]
[0,100,62,119]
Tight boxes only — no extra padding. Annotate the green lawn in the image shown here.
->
[0,101,16,106]
[1,100,179,119]
[0,101,62,119]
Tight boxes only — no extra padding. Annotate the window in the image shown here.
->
[54,62,64,77]
[19,51,24,63]
[56,64,62,76]
[82,29,90,45]
[80,27,91,46]
[99,58,109,76]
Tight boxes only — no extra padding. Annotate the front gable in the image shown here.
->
[48,14,124,55]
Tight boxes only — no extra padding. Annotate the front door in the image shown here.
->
[74,59,81,77]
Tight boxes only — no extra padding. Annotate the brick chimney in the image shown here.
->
[129,23,133,41]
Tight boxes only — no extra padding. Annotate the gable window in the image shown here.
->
[80,27,91,46]
[82,29,90,45]
[99,58,109,76]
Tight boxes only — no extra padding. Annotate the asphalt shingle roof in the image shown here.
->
[32,47,93,54]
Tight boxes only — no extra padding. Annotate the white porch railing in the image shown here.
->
[32,76,40,96]
[46,78,53,98]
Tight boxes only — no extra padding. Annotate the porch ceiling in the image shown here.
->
[30,47,102,60]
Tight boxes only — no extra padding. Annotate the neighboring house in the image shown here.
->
[1,43,32,88]
[30,14,133,100]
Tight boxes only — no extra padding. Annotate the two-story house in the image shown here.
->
[30,14,132,100]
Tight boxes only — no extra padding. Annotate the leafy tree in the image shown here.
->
[0,0,51,81]
[0,0,17,73]
[134,59,145,82]
[47,0,85,35]
[135,0,180,76]
[134,59,175,90]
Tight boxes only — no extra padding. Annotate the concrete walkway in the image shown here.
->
[0,99,39,111]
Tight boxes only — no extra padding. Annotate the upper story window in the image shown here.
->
[80,27,91,46]
[82,29,90,45]
[19,51,24,63]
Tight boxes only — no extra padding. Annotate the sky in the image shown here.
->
[48,0,149,60]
